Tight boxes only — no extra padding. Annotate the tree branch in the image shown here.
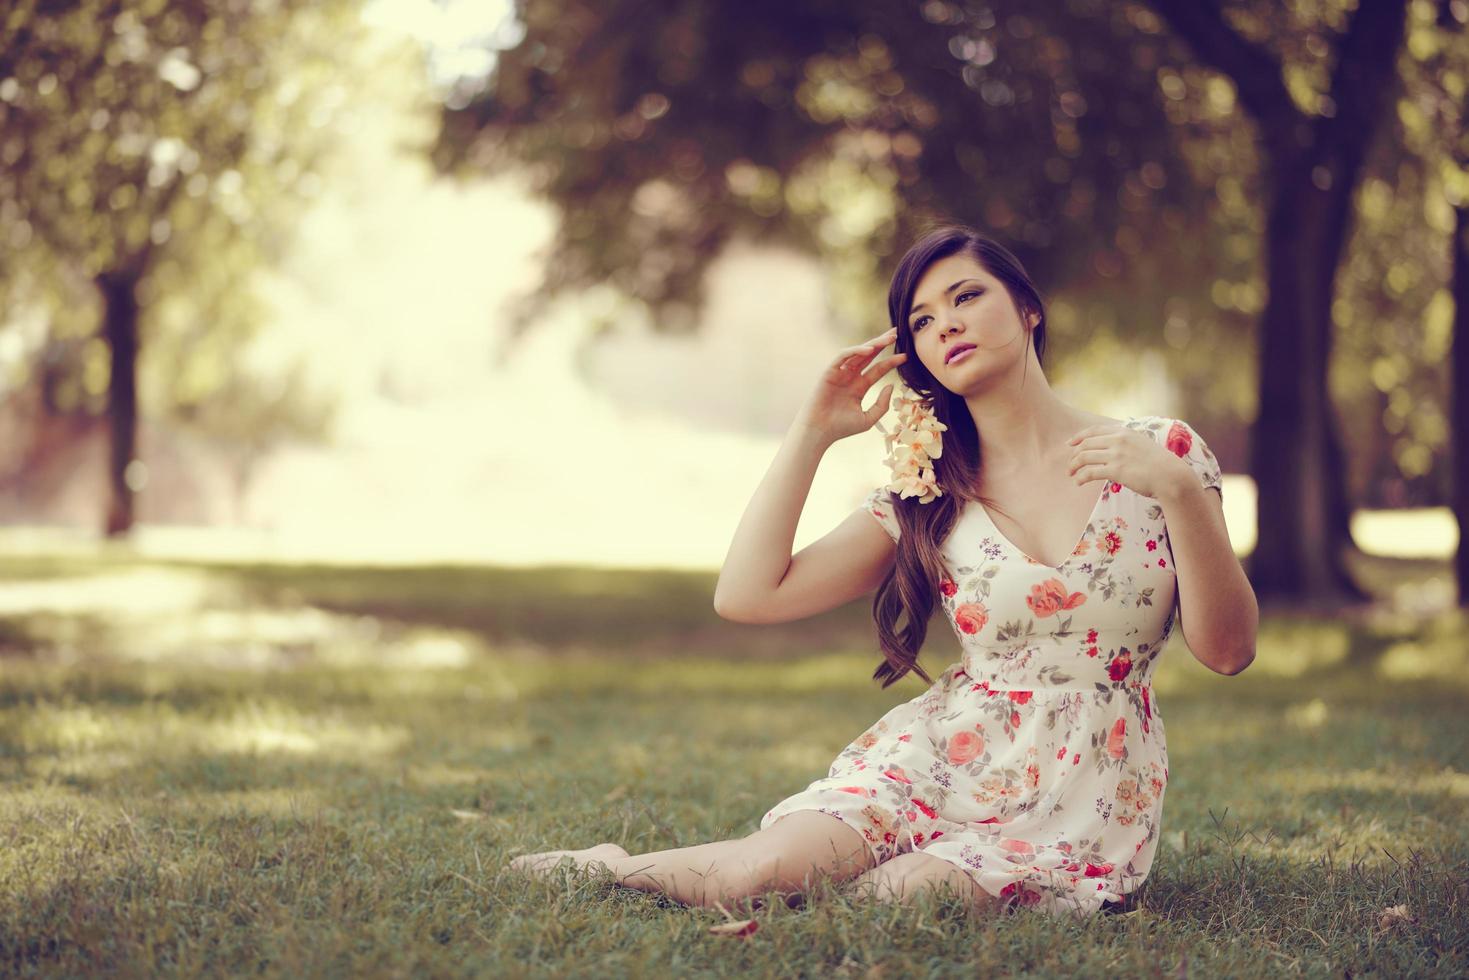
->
[1146,0,1302,138]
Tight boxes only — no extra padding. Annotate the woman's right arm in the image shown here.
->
[712,327,907,624]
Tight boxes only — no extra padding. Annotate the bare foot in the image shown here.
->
[508,843,630,879]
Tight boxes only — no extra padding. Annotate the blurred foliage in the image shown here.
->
[435,0,1469,506]
[1330,0,1468,506]
[0,0,368,460]
[434,0,1232,356]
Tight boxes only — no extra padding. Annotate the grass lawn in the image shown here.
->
[0,549,1466,976]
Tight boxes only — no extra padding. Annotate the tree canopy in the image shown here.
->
[0,0,368,531]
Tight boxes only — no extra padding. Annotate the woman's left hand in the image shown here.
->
[1065,423,1191,500]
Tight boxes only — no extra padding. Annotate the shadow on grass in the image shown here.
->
[1,550,1466,974]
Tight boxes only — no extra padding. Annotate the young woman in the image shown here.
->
[509,226,1259,919]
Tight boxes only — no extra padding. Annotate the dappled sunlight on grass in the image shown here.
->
[13,702,114,752]
[1154,709,1273,749]
[1283,697,1330,729]
[149,605,376,663]
[761,740,849,775]
[0,566,218,617]
[2,782,327,824]
[0,554,508,674]
[1269,765,1469,803]
[1243,618,1352,676]
[0,552,1465,975]
[9,697,411,763]
[1151,768,1469,877]
[1350,507,1459,560]
[482,650,889,701]
[1149,606,1469,710]
[774,651,887,691]
[403,762,498,789]
[204,702,413,758]
[1376,633,1469,683]
[608,741,657,779]
[17,601,491,673]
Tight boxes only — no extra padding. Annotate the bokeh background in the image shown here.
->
[2,1,1468,976]
[1,0,1465,588]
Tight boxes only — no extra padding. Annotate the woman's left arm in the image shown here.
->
[1156,477,1259,674]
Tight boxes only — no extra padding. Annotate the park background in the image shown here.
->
[1,0,1467,976]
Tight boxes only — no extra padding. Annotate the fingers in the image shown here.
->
[835,327,898,369]
[864,326,897,347]
[1068,424,1123,445]
[842,330,894,356]
[860,351,907,384]
[866,383,894,424]
[1066,448,1106,477]
[840,333,904,379]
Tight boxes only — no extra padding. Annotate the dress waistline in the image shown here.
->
[946,659,1153,694]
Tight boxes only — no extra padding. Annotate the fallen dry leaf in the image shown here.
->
[1377,904,1413,934]
[450,808,487,821]
[708,900,758,938]
[707,919,758,937]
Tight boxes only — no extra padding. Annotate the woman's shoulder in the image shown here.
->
[1130,415,1224,492]
[1127,413,1205,437]
[1123,414,1170,438]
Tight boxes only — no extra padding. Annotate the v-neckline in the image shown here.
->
[972,415,1139,572]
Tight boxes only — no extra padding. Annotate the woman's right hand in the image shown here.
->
[796,326,909,445]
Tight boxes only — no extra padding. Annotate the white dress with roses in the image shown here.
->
[758,416,1224,918]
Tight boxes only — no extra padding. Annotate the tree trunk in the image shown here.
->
[1247,142,1375,608]
[97,269,141,538]
[1454,203,1469,606]
[1147,0,1408,612]
[1247,152,1334,604]
[1323,397,1366,594]
[1305,146,1378,605]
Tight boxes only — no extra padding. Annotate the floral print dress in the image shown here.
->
[758,416,1224,918]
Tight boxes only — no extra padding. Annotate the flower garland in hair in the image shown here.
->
[874,382,948,504]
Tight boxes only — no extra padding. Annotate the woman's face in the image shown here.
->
[903,252,1034,390]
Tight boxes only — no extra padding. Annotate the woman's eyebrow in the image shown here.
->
[909,279,981,318]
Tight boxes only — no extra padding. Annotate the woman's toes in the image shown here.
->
[508,850,571,875]
[508,845,626,878]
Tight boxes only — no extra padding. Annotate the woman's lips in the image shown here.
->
[947,345,976,364]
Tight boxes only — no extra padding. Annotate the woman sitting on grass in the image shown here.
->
[509,225,1258,919]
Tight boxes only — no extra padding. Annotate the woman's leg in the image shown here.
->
[845,851,1002,916]
[510,810,876,911]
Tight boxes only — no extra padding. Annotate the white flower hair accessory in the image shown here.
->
[874,381,948,504]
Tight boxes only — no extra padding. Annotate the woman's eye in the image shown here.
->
[957,290,981,303]
[913,316,929,331]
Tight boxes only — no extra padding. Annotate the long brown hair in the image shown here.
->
[871,225,1051,689]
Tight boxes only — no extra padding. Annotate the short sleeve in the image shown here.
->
[1161,418,1223,498]
[861,485,901,543]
